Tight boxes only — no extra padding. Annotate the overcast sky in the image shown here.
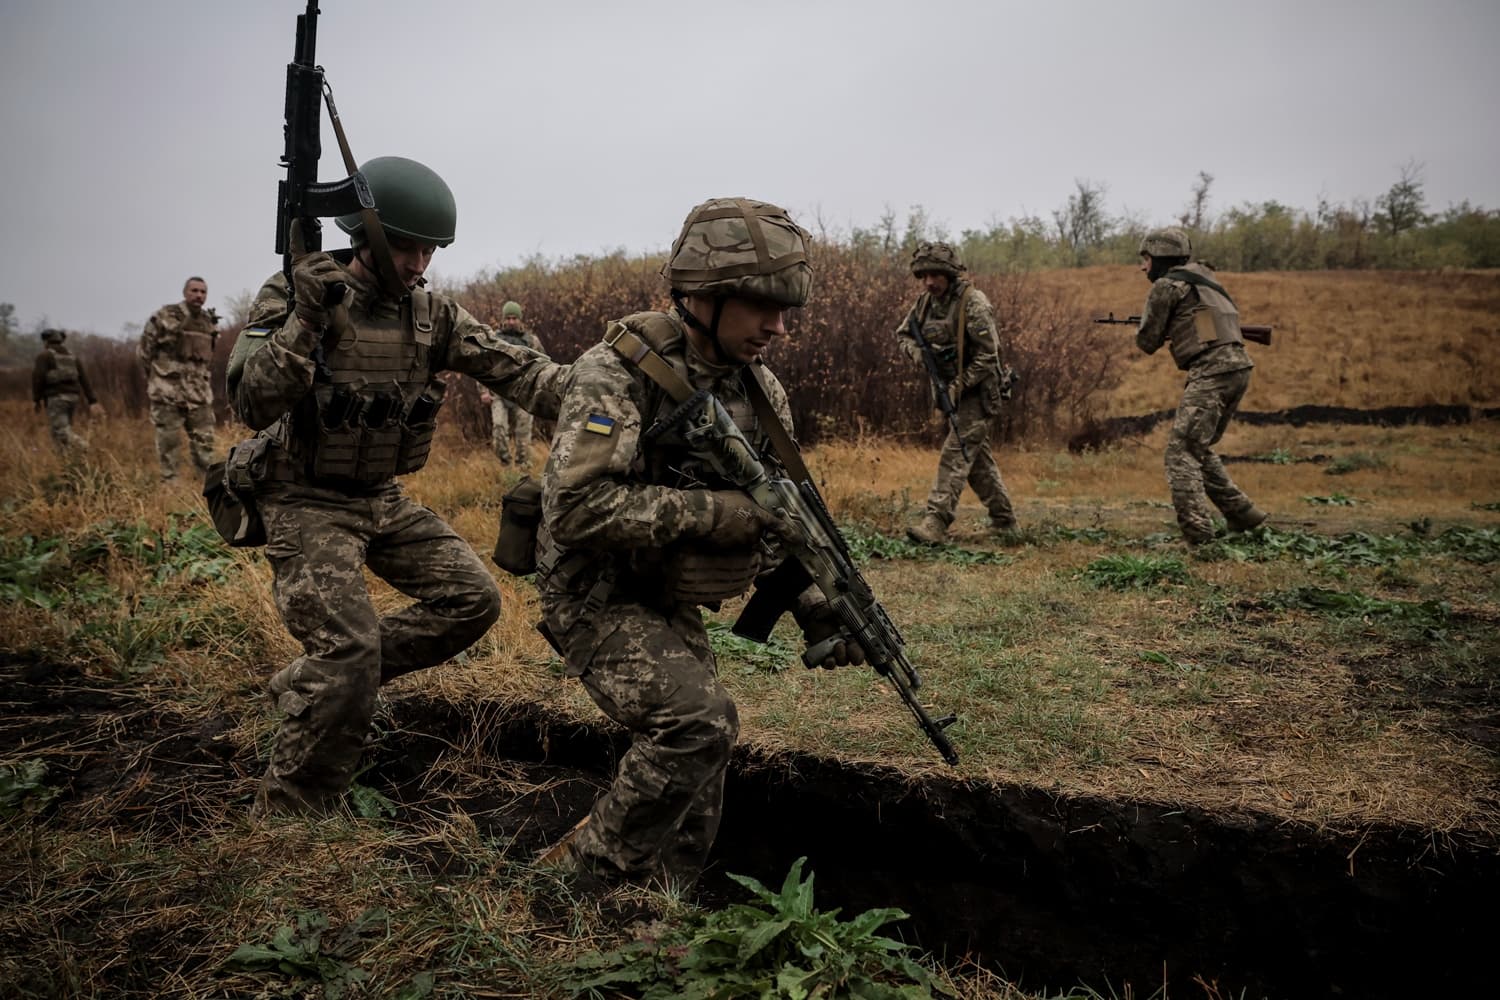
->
[2,0,1496,337]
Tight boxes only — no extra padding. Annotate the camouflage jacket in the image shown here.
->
[139,301,217,406]
[234,259,566,434]
[32,345,96,403]
[894,280,1004,394]
[1136,265,1254,378]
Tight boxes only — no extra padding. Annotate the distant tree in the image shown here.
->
[1052,179,1112,266]
[1178,171,1214,231]
[1375,159,1430,238]
[0,302,14,346]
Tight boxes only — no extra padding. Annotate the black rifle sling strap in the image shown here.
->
[954,284,970,379]
[321,81,405,302]
[603,324,810,483]
[1164,268,1237,308]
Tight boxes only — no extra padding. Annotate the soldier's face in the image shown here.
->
[387,234,437,288]
[712,296,788,365]
[183,281,207,308]
[919,271,950,297]
[1139,253,1153,278]
[502,315,522,331]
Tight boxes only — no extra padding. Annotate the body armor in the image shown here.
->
[42,350,82,395]
[168,304,217,364]
[911,281,974,383]
[1164,263,1244,370]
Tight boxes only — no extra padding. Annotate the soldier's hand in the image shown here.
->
[947,379,963,403]
[801,611,867,670]
[702,490,778,547]
[291,253,347,330]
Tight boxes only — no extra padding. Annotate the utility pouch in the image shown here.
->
[203,438,269,548]
[493,476,543,575]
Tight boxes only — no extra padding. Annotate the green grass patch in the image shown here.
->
[841,524,1010,565]
[1263,586,1451,638]
[1325,451,1388,475]
[1302,493,1359,506]
[1080,554,1191,590]
[1197,525,1500,567]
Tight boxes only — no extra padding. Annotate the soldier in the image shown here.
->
[535,198,863,890]
[32,328,101,450]
[139,276,219,481]
[1135,227,1266,544]
[228,156,567,817]
[895,241,1016,544]
[479,300,549,464]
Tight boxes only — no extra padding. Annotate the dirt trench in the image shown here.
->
[3,661,1493,999]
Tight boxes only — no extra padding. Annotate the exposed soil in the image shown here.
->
[2,657,1494,999]
[1068,404,1500,451]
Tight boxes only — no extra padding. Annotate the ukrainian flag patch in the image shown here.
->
[584,414,616,436]
[244,326,272,338]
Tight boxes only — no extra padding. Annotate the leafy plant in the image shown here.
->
[1198,524,1500,567]
[841,524,1010,565]
[1263,586,1451,638]
[562,857,934,999]
[1325,451,1387,476]
[0,758,63,814]
[1471,501,1500,512]
[707,618,799,673]
[1302,493,1359,506]
[227,908,390,999]
[1080,554,1190,590]
[349,782,398,820]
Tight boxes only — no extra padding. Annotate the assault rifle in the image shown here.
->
[1094,313,1273,346]
[646,388,961,765]
[906,313,969,461]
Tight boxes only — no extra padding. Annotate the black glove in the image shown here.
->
[801,609,867,670]
[291,253,347,330]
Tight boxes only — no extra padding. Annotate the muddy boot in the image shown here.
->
[1225,505,1268,533]
[907,513,948,545]
[990,516,1018,536]
[537,816,591,869]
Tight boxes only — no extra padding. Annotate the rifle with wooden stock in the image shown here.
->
[1094,313,1273,346]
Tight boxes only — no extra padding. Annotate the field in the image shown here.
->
[1,268,1498,999]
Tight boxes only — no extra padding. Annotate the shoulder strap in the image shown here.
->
[955,284,971,375]
[1165,268,1236,308]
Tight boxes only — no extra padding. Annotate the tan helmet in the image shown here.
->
[663,197,812,307]
[1139,227,1192,258]
[910,240,965,278]
[41,328,65,344]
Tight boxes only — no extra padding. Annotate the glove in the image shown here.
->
[291,253,347,330]
[947,378,963,403]
[801,608,867,669]
[700,491,778,547]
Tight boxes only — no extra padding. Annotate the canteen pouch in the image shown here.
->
[493,476,543,575]
[203,437,270,548]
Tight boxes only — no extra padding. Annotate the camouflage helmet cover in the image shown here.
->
[41,328,65,343]
[663,197,812,308]
[910,240,965,277]
[336,156,458,247]
[501,300,523,319]
[1139,227,1192,258]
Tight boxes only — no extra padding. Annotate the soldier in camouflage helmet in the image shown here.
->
[896,241,1017,543]
[479,300,550,465]
[32,329,102,450]
[534,197,863,889]
[230,156,568,818]
[139,276,220,481]
[1135,227,1266,543]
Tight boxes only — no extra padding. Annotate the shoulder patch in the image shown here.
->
[243,327,272,338]
[584,414,616,436]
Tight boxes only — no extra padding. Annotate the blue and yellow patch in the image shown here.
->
[243,326,272,338]
[584,414,616,436]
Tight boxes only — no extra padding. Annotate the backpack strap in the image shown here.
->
[1165,267,1237,308]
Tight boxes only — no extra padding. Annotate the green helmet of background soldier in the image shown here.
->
[335,156,457,247]
[41,328,65,344]
[909,240,965,278]
[501,301,523,319]
[1139,227,1192,259]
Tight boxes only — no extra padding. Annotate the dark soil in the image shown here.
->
[3,658,1495,999]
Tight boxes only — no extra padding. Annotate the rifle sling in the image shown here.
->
[1164,268,1237,308]
[322,84,406,303]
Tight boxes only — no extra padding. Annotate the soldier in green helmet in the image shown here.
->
[1135,227,1266,544]
[478,300,550,465]
[230,156,568,817]
[895,241,1017,544]
[139,276,220,481]
[32,328,102,450]
[534,197,863,889]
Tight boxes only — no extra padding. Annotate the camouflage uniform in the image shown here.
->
[537,198,822,886]
[895,268,1015,535]
[1136,258,1262,543]
[490,327,547,463]
[233,257,565,816]
[32,333,98,450]
[139,301,218,479]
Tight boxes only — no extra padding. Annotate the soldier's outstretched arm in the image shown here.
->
[444,303,566,420]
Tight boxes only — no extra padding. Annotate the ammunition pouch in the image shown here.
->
[203,437,270,547]
[493,476,543,575]
[303,385,442,487]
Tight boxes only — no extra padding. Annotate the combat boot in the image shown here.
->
[1225,505,1268,533]
[907,513,948,545]
[990,516,1018,535]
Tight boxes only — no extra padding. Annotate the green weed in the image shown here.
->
[0,758,63,815]
[1264,586,1451,638]
[1325,451,1388,476]
[842,524,1010,565]
[708,618,800,673]
[1080,554,1191,590]
[1302,493,1359,506]
[1197,525,1500,567]
[227,908,388,1000]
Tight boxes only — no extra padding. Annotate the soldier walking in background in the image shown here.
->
[535,198,863,890]
[895,241,1016,544]
[481,300,549,464]
[32,328,101,450]
[1135,227,1266,544]
[229,156,565,818]
[139,276,219,481]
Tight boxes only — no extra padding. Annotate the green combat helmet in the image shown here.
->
[1139,227,1192,259]
[663,197,812,308]
[502,301,523,319]
[41,328,65,344]
[336,156,457,247]
[910,240,965,278]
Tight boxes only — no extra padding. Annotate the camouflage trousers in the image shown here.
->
[490,398,533,464]
[925,388,1015,527]
[550,597,738,883]
[1166,368,1257,542]
[44,394,87,450]
[148,398,215,480]
[254,481,502,816]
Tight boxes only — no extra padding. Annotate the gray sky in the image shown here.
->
[2,0,1497,337]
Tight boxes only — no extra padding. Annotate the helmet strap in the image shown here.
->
[671,291,732,365]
